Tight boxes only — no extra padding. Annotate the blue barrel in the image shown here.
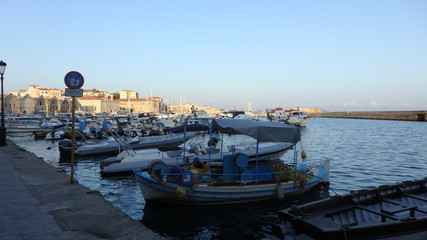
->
[103,120,109,129]
[79,121,86,131]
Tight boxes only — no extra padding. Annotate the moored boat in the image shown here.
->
[133,118,330,205]
[279,178,427,240]
[6,116,66,137]
[58,131,197,159]
[100,141,292,176]
[286,109,309,128]
[266,108,289,123]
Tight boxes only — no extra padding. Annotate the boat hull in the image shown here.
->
[59,132,196,157]
[134,162,327,205]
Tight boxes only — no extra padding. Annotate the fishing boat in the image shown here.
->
[133,118,329,205]
[286,109,309,128]
[266,108,289,123]
[279,178,427,240]
[58,131,197,158]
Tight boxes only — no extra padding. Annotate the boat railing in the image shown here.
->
[160,167,308,187]
[107,128,136,155]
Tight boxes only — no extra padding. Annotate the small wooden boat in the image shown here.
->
[134,157,329,205]
[279,178,427,240]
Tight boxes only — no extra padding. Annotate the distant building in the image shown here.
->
[166,104,221,116]
[8,89,28,97]
[120,90,139,99]
[297,108,322,114]
[83,89,114,100]
[26,85,62,98]
[167,103,194,115]
[77,96,120,114]
[2,93,79,114]
[4,94,22,114]
[117,97,162,114]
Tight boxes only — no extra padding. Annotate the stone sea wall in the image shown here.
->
[308,111,427,121]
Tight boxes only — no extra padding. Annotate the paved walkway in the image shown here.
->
[0,142,163,240]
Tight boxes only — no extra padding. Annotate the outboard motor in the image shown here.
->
[58,139,75,160]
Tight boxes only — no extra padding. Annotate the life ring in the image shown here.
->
[233,153,249,169]
[147,160,169,181]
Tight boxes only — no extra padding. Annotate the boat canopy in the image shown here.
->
[211,119,301,143]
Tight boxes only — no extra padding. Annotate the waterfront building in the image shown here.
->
[20,95,37,114]
[116,97,162,114]
[2,93,81,115]
[35,96,49,113]
[167,103,193,115]
[27,85,62,98]
[8,89,27,97]
[120,90,138,100]
[77,96,120,114]
[4,94,21,114]
[83,89,114,100]
[166,104,222,116]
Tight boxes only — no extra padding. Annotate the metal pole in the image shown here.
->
[70,96,76,183]
[0,73,6,146]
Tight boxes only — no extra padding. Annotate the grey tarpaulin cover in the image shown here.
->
[211,119,301,143]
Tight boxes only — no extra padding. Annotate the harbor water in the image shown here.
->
[9,118,427,239]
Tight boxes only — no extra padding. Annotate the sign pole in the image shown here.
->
[64,71,84,184]
[70,96,76,183]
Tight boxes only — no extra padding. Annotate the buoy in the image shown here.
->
[174,187,186,199]
[277,183,284,200]
[301,150,307,159]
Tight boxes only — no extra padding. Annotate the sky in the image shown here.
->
[2,0,426,112]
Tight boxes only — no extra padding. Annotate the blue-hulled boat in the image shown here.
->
[133,118,329,205]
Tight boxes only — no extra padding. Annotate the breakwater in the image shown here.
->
[308,110,427,121]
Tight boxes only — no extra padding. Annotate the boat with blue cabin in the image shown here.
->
[133,118,329,205]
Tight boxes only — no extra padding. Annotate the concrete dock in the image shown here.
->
[0,142,164,240]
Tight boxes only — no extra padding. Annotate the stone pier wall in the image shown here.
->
[308,111,427,121]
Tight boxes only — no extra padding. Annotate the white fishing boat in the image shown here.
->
[6,116,66,137]
[286,110,309,128]
[266,108,289,123]
[133,119,329,205]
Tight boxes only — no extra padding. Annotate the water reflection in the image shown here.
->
[141,185,330,240]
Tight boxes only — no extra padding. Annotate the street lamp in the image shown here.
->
[0,60,7,146]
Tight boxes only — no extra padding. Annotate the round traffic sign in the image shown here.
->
[64,71,84,89]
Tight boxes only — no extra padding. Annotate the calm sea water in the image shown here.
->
[10,118,427,240]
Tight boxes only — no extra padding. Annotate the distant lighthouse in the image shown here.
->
[248,101,252,112]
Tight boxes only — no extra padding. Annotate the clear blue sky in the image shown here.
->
[2,0,426,112]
